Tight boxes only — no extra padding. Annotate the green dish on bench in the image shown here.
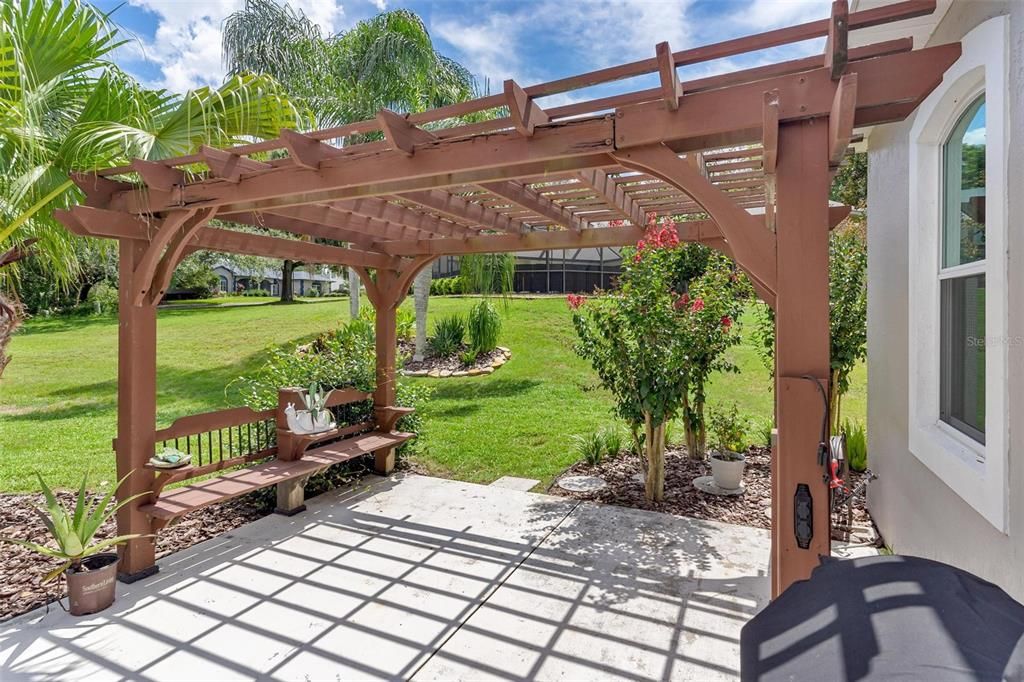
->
[149,446,191,469]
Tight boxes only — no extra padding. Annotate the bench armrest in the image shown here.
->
[374,406,415,433]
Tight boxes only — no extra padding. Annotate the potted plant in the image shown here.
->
[707,402,748,490]
[1,472,147,616]
[284,382,334,434]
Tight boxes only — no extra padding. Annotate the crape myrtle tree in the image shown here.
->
[570,218,748,501]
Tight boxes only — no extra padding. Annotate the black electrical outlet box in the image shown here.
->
[794,484,813,549]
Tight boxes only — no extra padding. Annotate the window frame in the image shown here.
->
[938,94,987,444]
[907,16,1009,531]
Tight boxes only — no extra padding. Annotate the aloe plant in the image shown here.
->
[303,382,328,422]
[1,472,147,582]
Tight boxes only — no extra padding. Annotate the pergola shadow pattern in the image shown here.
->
[0,475,770,681]
[49,0,961,595]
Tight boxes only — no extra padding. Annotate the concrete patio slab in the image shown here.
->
[0,474,770,681]
[489,476,541,491]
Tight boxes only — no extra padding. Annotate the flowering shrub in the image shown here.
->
[570,217,750,500]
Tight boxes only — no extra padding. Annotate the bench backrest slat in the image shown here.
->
[155,405,276,442]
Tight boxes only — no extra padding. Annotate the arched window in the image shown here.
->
[939,96,986,443]
[906,16,1008,530]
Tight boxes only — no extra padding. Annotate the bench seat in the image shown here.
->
[139,430,414,521]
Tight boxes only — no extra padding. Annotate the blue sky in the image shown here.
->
[90,0,832,107]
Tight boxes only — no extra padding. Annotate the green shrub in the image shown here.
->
[467,299,501,355]
[842,419,868,472]
[429,314,465,357]
[707,402,748,455]
[241,288,270,297]
[171,255,218,297]
[231,321,376,411]
[85,282,118,315]
[397,307,415,341]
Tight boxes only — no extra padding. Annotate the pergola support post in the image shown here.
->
[372,275,399,475]
[359,258,435,475]
[771,119,832,597]
[115,239,159,582]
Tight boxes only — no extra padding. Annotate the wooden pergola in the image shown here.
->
[55,0,959,597]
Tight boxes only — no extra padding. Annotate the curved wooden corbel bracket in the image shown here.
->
[611,144,777,304]
[351,266,382,310]
[131,210,197,306]
[139,207,218,307]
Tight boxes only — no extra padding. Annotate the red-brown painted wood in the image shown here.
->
[772,120,832,597]
[115,240,159,579]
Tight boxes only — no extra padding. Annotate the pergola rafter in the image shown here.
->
[54,0,960,596]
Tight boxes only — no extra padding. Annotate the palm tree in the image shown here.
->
[0,0,303,292]
[222,0,476,317]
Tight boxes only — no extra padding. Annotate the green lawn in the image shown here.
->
[0,297,864,492]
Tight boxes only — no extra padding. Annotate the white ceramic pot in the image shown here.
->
[710,451,746,490]
[285,405,334,434]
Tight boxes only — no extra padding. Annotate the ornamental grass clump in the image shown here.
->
[569,216,751,501]
[842,418,868,472]
[429,314,465,357]
[467,299,501,357]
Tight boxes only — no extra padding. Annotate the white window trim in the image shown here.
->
[908,16,1009,532]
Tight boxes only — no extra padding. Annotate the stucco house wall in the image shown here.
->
[866,0,1024,600]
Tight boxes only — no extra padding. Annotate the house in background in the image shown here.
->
[859,0,1024,600]
[431,247,623,293]
[212,263,345,297]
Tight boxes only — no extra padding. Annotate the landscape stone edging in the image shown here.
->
[401,347,511,379]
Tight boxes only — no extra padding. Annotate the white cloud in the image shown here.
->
[730,0,831,30]
[126,0,346,91]
[434,0,697,90]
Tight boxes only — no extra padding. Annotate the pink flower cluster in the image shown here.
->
[633,219,681,262]
[566,293,587,310]
[671,292,706,314]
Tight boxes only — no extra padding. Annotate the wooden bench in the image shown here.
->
[137,387,414,528]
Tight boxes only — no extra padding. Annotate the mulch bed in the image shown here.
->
[549,446,877,541]
[400,342,509,376]
[0,461,389,623]
[0,490,272,622]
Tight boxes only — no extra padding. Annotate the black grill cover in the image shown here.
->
[740,555,1024,681]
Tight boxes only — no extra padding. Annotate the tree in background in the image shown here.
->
[222,0,478,306]
[0,0,302,301]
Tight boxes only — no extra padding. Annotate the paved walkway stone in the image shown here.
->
[489,476,541,491]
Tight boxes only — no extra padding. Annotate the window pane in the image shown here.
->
[940,274,986,443]
[942,96,986,268]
